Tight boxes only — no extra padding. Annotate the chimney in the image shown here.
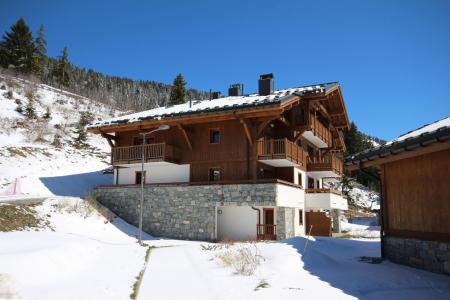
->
[228,83,244,96]
[258,73,274,96]
[212,91,221,99]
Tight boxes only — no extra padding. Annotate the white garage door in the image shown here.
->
[217,206,258,241]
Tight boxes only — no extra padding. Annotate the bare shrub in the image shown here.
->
[24,120,51,143]
[51,198,114,221]
[216,243,264,276]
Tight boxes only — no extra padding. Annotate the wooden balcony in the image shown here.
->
[257,138,307,168]
[299,113,332,148]
[307,154,343,177]
[257,224,277,240]
[111,143,180,165]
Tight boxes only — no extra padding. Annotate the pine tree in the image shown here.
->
[73,123,88,148]
[0,17,36,73]
[33,24,47,75]
[169,73,186,105]
[53,47,70,87]
[25,99,36,119]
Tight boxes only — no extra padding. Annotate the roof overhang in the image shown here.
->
[345,127,450,171]
[88,95,302,134]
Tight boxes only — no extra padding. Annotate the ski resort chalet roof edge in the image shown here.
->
[87,82,340,129]
[345,116,450,168]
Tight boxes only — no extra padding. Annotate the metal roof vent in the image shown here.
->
[228,83,244,96]
[258,73,274,96]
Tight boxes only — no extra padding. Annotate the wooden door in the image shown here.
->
[263,208,275,237]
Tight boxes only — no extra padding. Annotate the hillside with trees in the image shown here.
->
[0,18,209,112]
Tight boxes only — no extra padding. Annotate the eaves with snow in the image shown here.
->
[345,116,450,167]
[87,82,339,129]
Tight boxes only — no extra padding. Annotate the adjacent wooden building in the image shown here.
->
[346,116,450,274]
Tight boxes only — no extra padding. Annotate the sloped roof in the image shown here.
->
[345,116,450,167]
[88,82,339,129]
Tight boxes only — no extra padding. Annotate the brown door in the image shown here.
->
[263,208,275,238]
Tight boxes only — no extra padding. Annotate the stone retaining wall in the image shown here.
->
[385,236,450,275]
[94,183,282,241]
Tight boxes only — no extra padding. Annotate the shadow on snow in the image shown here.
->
[280,237,450,299]
[39,170,112,197]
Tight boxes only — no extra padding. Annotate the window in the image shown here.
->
[209,129,220,144]
[135,171,146,184]
[307,177,315,189]
[209,168,221,181]
[316,179,320,188]
[299,209,303,225]
[297,173,302,186]
[133,137,155,145]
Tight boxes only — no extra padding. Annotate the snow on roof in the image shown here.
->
[345,115,450,165]
[385,115,450,145]
[88,82,338,128]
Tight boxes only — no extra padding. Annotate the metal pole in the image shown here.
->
[137,124,170,245]
[139,133,146,245]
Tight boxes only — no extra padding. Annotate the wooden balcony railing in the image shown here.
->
[257,138,307,167]
[308,113,332,146]
[305,188,342,196]
[307,154,343,176]
[257,224,277,240]
[111,143,180,165]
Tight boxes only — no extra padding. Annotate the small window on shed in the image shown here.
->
[209,168,221,181]
[209,129,220,144]
[299,209,303,225]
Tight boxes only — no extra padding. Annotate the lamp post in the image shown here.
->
[138,124,170,245]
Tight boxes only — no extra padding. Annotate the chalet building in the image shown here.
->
[88,74,350,241]
[346,116,450,275]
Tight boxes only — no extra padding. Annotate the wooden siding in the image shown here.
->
[383,148,450,242]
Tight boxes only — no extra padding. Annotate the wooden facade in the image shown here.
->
[381,148,450,242]
[89,84,349,187]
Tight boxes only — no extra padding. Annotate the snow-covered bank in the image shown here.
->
[0,197,148,300]
[0,74,118,197]
[141,237,450,300]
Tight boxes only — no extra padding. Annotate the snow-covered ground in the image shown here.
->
[0,197,148,300]
[1,198,449,300]
[140,237,450,300]
[0,74,118,197]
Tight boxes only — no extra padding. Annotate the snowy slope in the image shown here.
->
[0,197,147,300]
[0,74,120,197]
[324,180,380,210]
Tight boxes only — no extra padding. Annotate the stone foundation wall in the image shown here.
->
[94,183,279,241]
[385,236,450,275]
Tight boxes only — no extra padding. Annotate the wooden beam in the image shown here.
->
[239,118,253,145]
[101,132,119,141]
[176,124,193,150]
[101,133,116,148]
[277,116,290,127]
[257,117,277,135]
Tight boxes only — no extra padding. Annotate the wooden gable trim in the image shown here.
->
[177,124,193,150]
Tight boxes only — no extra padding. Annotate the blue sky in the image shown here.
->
[1,0,449,140]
